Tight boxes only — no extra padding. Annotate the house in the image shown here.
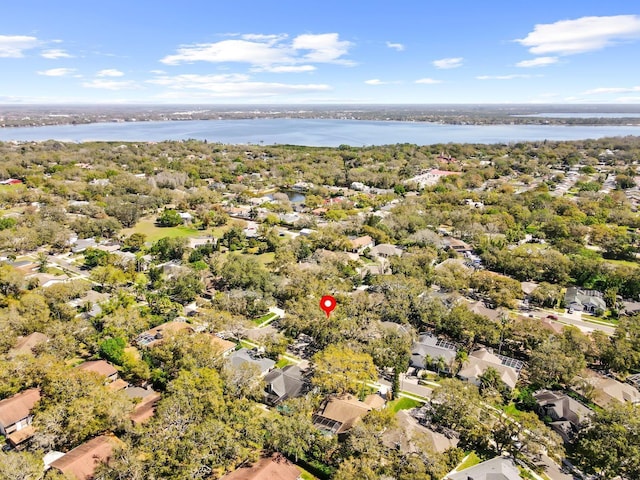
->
[263,365,307,405]
[564,287,606,314]
[228,348,275,376]
[442,237,473,254]
[135,321,194,348]
[410,334,458,373]
[0,388,41,448]
[370,243,403,258]
[76,360,128,391]
[208,334,237,357]
[534,390,593,442]
[178,212,193,223]
[25,272,70,288]
[77,360,118,382]
[575,371,640,408]
[405,169,462,189]
[312,394,384,435]
[71,238,97,253]
[622,300,640,316]
[381,410,458,454]
[7,332,48,358]
[125,386,161,424]
[221,453,301,480]
[446,456,521,480]
[9,260,38,274]
[49,435,120,480]
[349,235,375,254]
[457,348,523,390]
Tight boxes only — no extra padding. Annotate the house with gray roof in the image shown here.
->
[410,334,458,373]
[457,348,523,390]
[534,390,593,443]
[564,287,606,314]
[263,365,307,405]
[228,348,275,376]
[446,456,521,480]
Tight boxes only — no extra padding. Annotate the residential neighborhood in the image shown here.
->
[0,137,639,480]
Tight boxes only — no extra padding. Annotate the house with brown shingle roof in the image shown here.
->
[135,321,194,348]
[312,394,384,435]
[49,435,121,480]
[349,235,374,254]
[0,388,41,448]
[77,360,128,391]
[125,386,161,425]
[77,360,118,381]
[220,453,301,480]
[7,332,48,358]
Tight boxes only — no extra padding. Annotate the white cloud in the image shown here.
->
[583,85,640,95]
[415,78,442,84]
[150,69,166,74]
[516,15,640,55]
[41,49,72,59]
[364,79,401,85]
[97,69,125,77]
[253,65,316,73]
[516,56,558,68]
[161,39,294,66]
[432,57,463,69]
[0,35,39,58]
[160,32,352,67]
[37,68,76,77]
[82,79,140,90]
[147,73,330,98]
[386,41,405,51]
[476,74,534,80]
[291,33,353,64]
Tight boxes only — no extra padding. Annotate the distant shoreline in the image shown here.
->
[2,104,640,129]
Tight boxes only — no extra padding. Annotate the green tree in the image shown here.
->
[575,402,640,479]
[0,450,44,480]
[99,337,126,365]
[312,344,377,395]
[156,209,183,227]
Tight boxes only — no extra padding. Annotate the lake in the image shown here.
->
[0,118,639,146]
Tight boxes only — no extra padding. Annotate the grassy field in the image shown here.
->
[275,358,293,369]
[455,452,481,471]
[388,397,423,412]
[123,219,202,242]
[252,312,278,326]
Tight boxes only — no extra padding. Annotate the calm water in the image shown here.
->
[1,119,639,146]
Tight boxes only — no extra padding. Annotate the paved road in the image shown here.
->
[527,308,615,336]
[537,454,576,480]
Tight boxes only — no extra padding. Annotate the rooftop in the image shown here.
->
[50,435,120,480]
[0,388,41,428]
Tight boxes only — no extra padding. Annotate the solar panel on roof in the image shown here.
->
[496,353,524,372]
[435,338,457,350]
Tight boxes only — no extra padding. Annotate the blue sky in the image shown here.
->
[1,0,639,104]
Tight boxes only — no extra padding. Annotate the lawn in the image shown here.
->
[275,358,293,369]
[252,312,278,326]
[455,452,481,471]
[123,218,202,242]
[502,402,526,420]
[388,397,423,412]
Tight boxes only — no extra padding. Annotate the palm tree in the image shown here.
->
[453,350,468,375]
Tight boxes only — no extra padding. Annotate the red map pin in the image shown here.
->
[320,295,337,318]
